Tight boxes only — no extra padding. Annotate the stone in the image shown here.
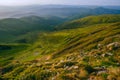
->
[102,54,106,57]
[73,66,79,69]
[97,71,107,75]
[36,63,42,67]
[45,62,53,65]
[106,52,113,56]
[60,60,64,62]
[102,52,113,57]
[97,44,103,50]
[107,42,120,51]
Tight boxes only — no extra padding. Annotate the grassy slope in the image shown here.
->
[0,15,120,80]
[0,44,29,65]
[0,16,65,43]
[56,14,120,30]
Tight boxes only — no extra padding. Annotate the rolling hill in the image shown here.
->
[56,14,120,30]
[0,16,65,43]
[0,14,120,80]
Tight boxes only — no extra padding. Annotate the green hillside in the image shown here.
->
[0,16,65,43]
[56,14,120,30]
[0,15,120,80]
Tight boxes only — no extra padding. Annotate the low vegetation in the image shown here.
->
[0,15,120,80]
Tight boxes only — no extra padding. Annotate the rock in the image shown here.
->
[107,42,120,51]
[97,71,107,75]
[101,54,106,57]
[60,60,64,62]
[97,44,103,50]
[73,66,79,69]
[116,63,120,66]
[68,65,79,70]
[68,67,72,70]
[64,66,69,69]
[36,63,42,67]
[94,66,108,75]
[106,52,113,56]
[102,52,113,57]
[44,62,53,65]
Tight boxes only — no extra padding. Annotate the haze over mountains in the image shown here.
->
[0,5,120,19]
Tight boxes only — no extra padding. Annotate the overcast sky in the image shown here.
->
[0,0,120,6]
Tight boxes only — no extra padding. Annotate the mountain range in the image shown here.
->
[0,5,120,19]
[0,5,120,80]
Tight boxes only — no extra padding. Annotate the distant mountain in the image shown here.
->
[0,5,120,19]
[103,6,120,10]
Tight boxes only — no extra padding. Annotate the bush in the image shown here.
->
[85,65,95,74]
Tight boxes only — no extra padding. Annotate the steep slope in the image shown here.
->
[0,15,120,80]
[56,14,120,30]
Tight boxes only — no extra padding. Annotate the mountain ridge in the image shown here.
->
[56,14,120,30]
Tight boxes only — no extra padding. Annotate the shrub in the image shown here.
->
[85,65,95,74]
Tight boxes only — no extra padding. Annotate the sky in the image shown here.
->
[0,0,120,6]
